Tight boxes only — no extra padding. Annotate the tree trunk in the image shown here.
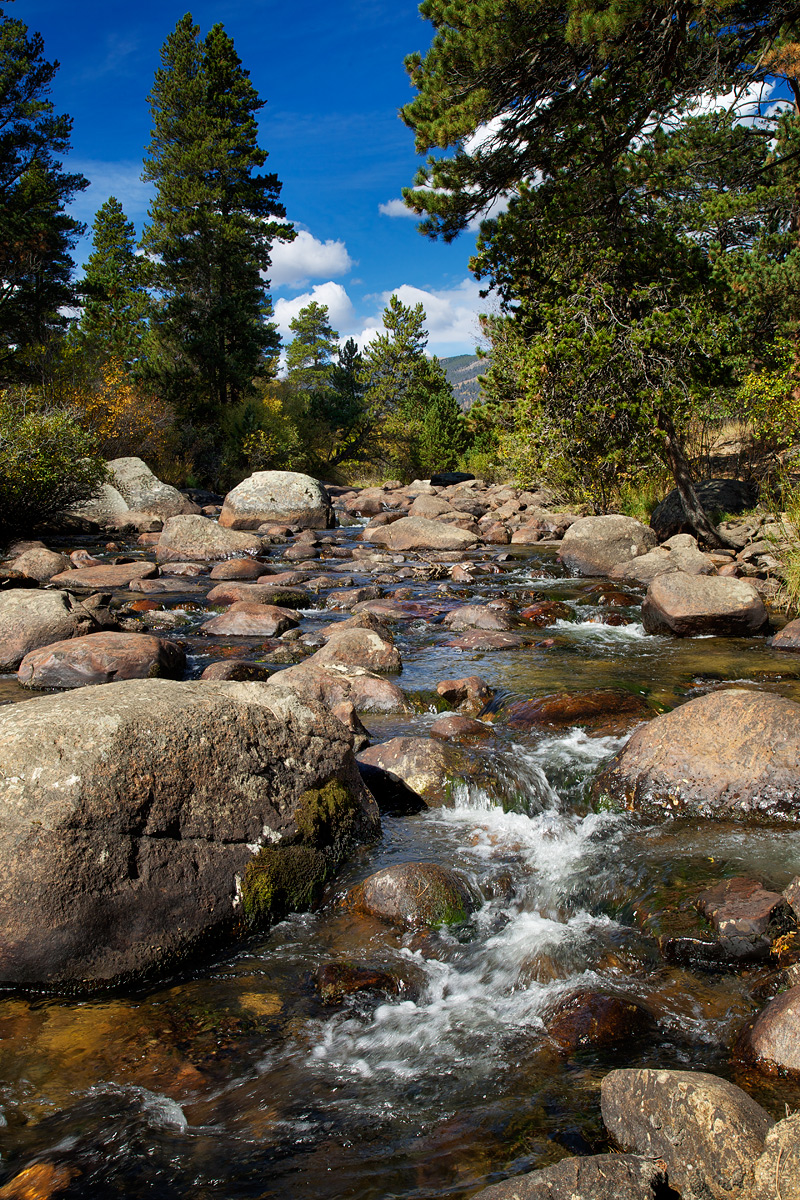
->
[656,410,736,549]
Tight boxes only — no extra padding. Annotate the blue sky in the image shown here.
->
[25,0,492,357]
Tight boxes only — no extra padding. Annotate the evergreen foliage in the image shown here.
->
[141,13,293,424]
[75,197,150,368]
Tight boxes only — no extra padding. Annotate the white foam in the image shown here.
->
[551,619,652,642]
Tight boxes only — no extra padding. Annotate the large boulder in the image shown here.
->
[736,984,800,1076]
[559,516,657,576]
[17,632,186,689]
[600,1068,773,1200]
[752,1113,800,1200]
[107,457,193,519]
[0,679,379,988]
[156,515,264,563]
[219,470,333,530]
[468,1155,671,1200]
[650,478,758,541]
[611,533,716,585]
[593,689,800,823]
[641,573,768,636]
[63,482,130,530]
[0,590,114,672]
[362,515,478,552]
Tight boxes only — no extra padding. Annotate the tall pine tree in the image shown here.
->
[76,197,150,367]
[141,13,293,424]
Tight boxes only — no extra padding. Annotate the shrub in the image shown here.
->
[0,395,107,540]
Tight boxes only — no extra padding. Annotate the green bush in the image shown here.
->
[0,396,107,541]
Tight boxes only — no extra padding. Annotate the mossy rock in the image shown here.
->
[348,861,481,929]
[241,844,329,929]
[294,778,362,857]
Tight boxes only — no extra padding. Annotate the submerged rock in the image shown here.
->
[0,680,378,988]
[547,992,655,1055]
[593,689,800,823]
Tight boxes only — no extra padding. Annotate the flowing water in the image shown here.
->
[1,534,800,1196]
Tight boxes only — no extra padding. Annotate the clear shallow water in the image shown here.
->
[1,536,800,1196]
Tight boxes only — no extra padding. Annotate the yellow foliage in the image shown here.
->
[61,358,176,465]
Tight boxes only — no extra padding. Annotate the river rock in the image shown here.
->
[695,877,794,959]
[17,632,186,689]
[219,470,333,530]
[600,1068,773,1200]
[430,714,492,740]
[63,482,130,530]
[0,590,115,672]
[200,660,273,682]
[408,494,453,518]
[611,533,716,585]
[363,516,478,552]
[49,561,159,590]
[503,690,651,732]
[444,631,523,651]
[593,690,800,822]
[108,457,193,519]
[773,618,800,652]
[208,558,265,580]
[752,1112,800,1200]
[547,992,655,1055]
[357,736,479,805]
[348,862,480,928]
[10,547,72,583]
[314,962,410,1004]
[128,577,204,595]
[309,626,402,674]
[559,516,657,576]
[736,984,800,1075]
[436,675,495,713]
[0,679,378,987]
[469,1155,672,1200]
[200,604,300,638]
[650,478,758,540]
[156,515,264,563]
[443,604,514,632]
[206,582,310,608]
[641,572,768,636]
[265,662,410,713]
[357,761,427,815]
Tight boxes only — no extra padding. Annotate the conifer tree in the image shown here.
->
[285,300,339,393]
[0,10,88,382]
[76,197,150,367]
[141,13,293,424]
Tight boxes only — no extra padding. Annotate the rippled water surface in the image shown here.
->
[1,534,800,1197]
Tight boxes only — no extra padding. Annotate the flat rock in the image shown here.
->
[444,631,524,651]
[206,582,310,608]
[310,626,402,674]
[601,1068,773,1200]
[593,689,800,822]
[50,561,158,590]
[559,516,657,576]
[157,515,264,563]
[736,984,800,1076]
[219,470,333,530]
[363,515,478,552]
[696,877,794,959]
[200,604,299,638]
[641,573,768,636]
[443,604,514,632]
[469,1155,671,1200]
[0,590,115,672]
[0,680,378,987]
[208,558,265,580]
[17,632,186,689]
[503,689,650,732]
[128,577,205,594]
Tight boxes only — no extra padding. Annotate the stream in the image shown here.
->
[1,527,800,1197]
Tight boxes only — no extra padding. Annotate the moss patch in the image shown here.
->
[241,845,329,929]
[294,779,360,857]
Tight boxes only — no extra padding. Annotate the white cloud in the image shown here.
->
[68,160,154,228]
[269,229,353,287]
[274,281,355,338]
[356,278,494,355]
[378,198,418,219]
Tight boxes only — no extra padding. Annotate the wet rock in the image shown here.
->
[128,577,205,595]
[593,689,800,822]
[469,1155,672,1200]
[49,561,158,590]
[751,1112,800,1200]
[329,700,371,751]
[357,761,428,815]
[650,478,758,540]
[0,1163,80,1199]
[363,515,478,552]
[206,582,310,608]
[156,515,264,564]
[735,984,800,1076]
[310,626,402,674]
[601,1068,773,1200]
[436,675,495,713]
[357,736,479,805]
[348,861,480,928]
[519,601,573,626]
[444,631,524,651]
[641,573,769,636]
[503,689,650,732]
[773,618,800,652]
[199,660,273,681]
[108,457,194,519]
[200,603,299,638]
[430,714,492,739]
[784,875,800,920]
[443,604,514,631]
[265,661,410,713]
[219,470,333,530]
[208,558,265,580]
[612,533,717,585]
[17,632,186,689]
[325,586,383,610]
[547,992,655,1055]
[481,522,511,544]
[10,547,72,583]
[314,962,410,1004]
[0,680,378,987]
[559,516,657,576]
[0,589,115,672]
[695,877,795,959]
[408,494,454,518]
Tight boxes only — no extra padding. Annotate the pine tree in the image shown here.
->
[76,197,150,367]
[0,11,88,382]
[285,300,339,393]
[141,13,293,424]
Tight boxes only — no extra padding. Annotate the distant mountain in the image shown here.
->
[439,353,489,411]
